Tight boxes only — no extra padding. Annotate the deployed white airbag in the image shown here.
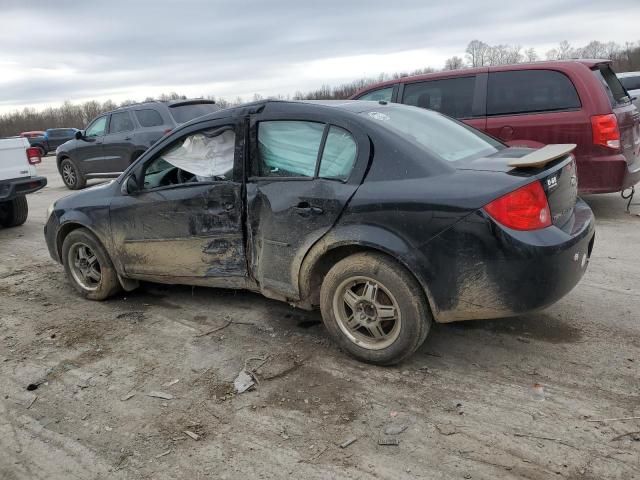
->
[163,128,235,178]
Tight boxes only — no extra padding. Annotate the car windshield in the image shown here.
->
[169,103,219,124]
[359,104,503,163]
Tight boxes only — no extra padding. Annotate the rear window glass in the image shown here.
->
[169,103,219,124]
[357,87,393,102]
[319,126,357,181]
[619,75,640,91]
[109,112,134,133]
[487,70,581,116]
[361,105,503,163]
[135,109,164,127]
[594,67,631,106]
[403,76,476,119]
[257,121,324,177]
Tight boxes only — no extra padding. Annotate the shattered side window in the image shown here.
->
[143,127,236,189]
[162,128,235,178]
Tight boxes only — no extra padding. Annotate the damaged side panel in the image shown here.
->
[110,182,247,279]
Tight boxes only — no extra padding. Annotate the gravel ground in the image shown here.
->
[1,158,639,479]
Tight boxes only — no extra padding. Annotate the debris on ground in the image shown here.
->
[183,430,200,441]
[383,424,408,435]
[147,391,174,400]
[586,416,640,423]
[435,424,457,436]
[234,370,255,393]
[155,450,171,458]
[162,379,180,387]
[378,436,400,446]
[120,392,135,401]
[531,383,545,401]
[339,437,357,449]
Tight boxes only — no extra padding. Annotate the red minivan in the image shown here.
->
[352,60,640,193]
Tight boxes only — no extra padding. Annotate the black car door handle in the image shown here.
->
[294,202,323,216]
[124,136,132,140]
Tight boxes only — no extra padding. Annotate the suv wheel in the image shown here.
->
[0,196,28,227]
[60,158,86,190]
[320,252,432,365]
[62,228,121,300]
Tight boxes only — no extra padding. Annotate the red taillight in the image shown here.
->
[591,114,620,149]
[484,181,551,231]
[26,147,42,165]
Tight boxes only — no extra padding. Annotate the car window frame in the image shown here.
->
[133,122,240,194]
[400,75,479,120]
[486,69,582,117]
[85,115,109,138]
[248,118,360,184]
[354,85,398,103]
[108,110,135,134]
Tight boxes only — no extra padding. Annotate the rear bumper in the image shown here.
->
[427,199,595,323]
[577,153,640,193]
[0,176,47,202]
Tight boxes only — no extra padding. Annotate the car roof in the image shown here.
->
[106,98,217,115]
[352,59,612,96]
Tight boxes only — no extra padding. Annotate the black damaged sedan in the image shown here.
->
[45,100,595,364]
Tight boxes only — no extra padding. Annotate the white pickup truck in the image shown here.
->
[0,137,47,227]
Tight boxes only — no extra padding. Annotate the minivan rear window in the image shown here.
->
[487,70,581,116]
[594,66,630,107]
[169,103,219,124]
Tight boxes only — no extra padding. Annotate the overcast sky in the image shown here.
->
[1,0,639,114]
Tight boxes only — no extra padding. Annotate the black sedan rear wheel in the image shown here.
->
[62,228,121,300]
[320,252,431,365]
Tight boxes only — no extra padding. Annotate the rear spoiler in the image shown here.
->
[507,144,576,168]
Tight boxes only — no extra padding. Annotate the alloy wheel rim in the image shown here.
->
[62,164,76,186]
[68,242,101,291]
[332,275,401,350]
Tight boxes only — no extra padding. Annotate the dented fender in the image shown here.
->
[297,223,439,318]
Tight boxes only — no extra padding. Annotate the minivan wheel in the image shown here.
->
[60,158,86,190]
[62,228,121,300]
[320,252,432,365]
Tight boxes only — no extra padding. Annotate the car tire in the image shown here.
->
[37,146,46,157]
[61,228,121,300]
[320,252,432,365]
[0,196,28,228]
[60,158,86,190]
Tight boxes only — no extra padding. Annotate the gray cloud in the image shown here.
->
[1,0,638,110]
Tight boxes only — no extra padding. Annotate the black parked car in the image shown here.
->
[56,99,220,189]
[29,128,79,156]
[44,100,595,364]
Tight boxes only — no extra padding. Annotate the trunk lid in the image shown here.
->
[458,146,578,228]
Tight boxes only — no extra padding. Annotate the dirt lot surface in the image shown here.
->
[1,159,639,480]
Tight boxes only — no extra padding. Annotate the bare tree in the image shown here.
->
[557,40,574,59]
[466,40,490,67]
[546,48,559,60]
[444,56,465,70]
[524,47,538,62]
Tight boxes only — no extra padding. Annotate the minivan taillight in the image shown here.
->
[26,147,42,165]
[591,114,620,149]
[484,181,551,231]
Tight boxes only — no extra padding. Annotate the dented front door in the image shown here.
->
[110,181,246,279]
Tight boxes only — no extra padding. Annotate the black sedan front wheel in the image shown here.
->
[62,228,121,300]
[320,252,432,365]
